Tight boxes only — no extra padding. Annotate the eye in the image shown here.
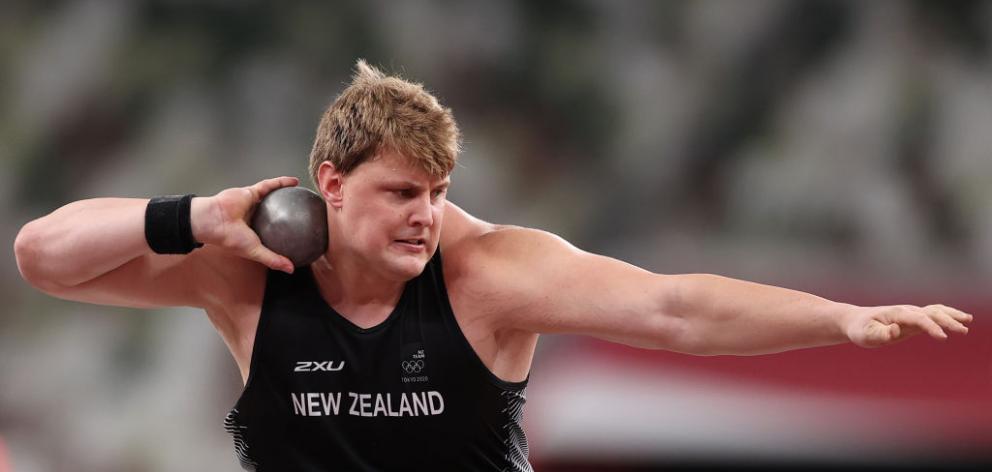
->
[431,188,446,199]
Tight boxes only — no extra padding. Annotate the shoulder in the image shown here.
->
[441,200,574,252]
[440,201,566,273]
[439,201,577,313]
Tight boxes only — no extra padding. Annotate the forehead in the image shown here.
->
[356,148,450,184]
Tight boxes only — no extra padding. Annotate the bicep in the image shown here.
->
[474,229,690,351]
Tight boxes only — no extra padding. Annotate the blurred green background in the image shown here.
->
[2,1,991,470]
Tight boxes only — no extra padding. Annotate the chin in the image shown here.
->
[384,255,430,281]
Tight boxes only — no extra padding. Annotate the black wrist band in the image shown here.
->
[145,194,204,254]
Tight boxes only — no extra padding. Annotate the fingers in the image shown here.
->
[938,304,974,324]
[886,323,901,340]
[247,239,295,274]
[250,176,300,202]
[924,304,971,335]
[888,304,973,341]
[897,307,948,340]
[852,304,973,348]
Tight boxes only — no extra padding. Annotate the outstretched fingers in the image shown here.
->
[941,304,974,324]
[924,304,971,335]
[886,305,947,340]
[890,304,974,341]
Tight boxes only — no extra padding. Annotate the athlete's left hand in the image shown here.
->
[845,304,973,348]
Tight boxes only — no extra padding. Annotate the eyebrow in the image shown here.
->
[381,179,450,191]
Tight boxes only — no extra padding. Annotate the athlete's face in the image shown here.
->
[320,148,449,281]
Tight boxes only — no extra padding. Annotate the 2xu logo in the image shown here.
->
[294,361,345,372]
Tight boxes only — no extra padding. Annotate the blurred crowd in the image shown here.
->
[1,1,989,471]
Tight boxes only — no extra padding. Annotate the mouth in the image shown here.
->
[393,238,427,251]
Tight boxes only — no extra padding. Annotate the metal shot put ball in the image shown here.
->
[250,187,328,267]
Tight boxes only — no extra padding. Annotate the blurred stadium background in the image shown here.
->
[2,0,991,470]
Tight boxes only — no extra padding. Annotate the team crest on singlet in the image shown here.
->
[401,342,429,383]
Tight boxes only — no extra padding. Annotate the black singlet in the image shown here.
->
[223,250,532,471]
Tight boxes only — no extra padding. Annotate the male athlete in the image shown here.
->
[14,61,972,471]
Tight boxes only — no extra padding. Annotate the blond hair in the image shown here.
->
[308,60,460,186]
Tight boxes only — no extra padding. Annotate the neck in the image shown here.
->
[310,250,406,326]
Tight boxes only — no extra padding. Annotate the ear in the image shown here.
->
[317,161,345,209]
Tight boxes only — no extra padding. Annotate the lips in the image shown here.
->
[393,238,427,252]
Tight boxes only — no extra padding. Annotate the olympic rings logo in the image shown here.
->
[401,360,425,374]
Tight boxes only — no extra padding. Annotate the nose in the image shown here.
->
[408,194,434,228]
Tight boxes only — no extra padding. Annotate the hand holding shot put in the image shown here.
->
[14,60,973,471]
[193,176,305,274]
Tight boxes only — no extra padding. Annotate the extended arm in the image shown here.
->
[664,273,969,354]
[469,227,971,355]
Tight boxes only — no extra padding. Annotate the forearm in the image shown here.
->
[673,274,854,355]
[14,197,214,288]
